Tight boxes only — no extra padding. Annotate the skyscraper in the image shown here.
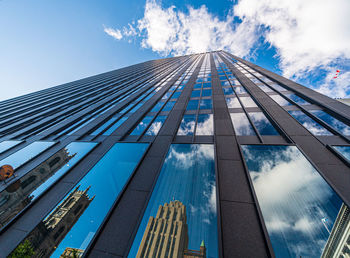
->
[1,51,350,257]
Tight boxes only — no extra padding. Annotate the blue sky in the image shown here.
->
[0,0,349,101]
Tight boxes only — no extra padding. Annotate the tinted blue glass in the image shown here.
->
[171,91,181,99]
[226,97,241,108]
[203,82,211,88]
[145,115,167,135]
[221,80,230,87]
[177,114,196,135]
[223,87,234,95]
[151,101,165,112]
[129,144,217,257]
[162,101,176,112]
[285,93,310,105]
[196,114,214,135]
[249,112,279,135]
[241,145,345,258]
[0,140,22,154]
[230,113,255,135]
[271,94,292,106]
[191,90,201,98]
[200,99,212,110]
[310,110,350,135]
[130,116,154,135]
[0,141,55,170]
[129,102,143,113]
[202,89,212,97]
[233,86,247,94]
[103,116,128,135]
[11,143,148,257]
[0,142,97,230]
[186,99,199,110]
[333,146,350,162]
[91,116,120,136]
[194,83,202,89]
[288,110,333,135]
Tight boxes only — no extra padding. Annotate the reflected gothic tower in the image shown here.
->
[137,200,206,258]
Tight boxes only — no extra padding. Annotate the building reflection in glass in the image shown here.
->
[10,143,149,258]
[0,142,96,230]
[241,145,347,258]
[129,144,217,257]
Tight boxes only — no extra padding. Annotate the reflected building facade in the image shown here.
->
[1,51,350,257]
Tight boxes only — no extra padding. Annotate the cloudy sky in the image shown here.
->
[1,0,349,101]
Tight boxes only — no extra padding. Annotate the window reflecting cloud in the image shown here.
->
[230,113,255,135]
[310,110,350,135]
[145,115,167,135]
[242,145,345,258]
[177,114,196,135]
[196,114,214,135]
[249,112,279,135]
[288,110,333,135]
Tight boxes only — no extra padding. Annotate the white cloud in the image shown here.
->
[103,27,123,40]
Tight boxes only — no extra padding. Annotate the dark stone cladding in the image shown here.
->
[0,56,197,256]
[219,51,350,209]
[86,55,205,257]
[210,53,273,257]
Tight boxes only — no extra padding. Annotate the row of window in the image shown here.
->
[3,140,350,257]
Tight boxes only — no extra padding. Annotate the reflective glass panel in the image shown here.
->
[271,95,292,106]
[103,117,127,135]
[196,114,214,135]
[230,113,255,135]
[258,85,274,93]
[194,83,202,89]
[233,86,247,94]
[191,90,201,98]
[199,99,212,110]
[171,91,181,99]
[129,144,217,257]
[130,116,154,135]
[177,114,196,135]
[0,142,97,230]
[202,89,212,97]
[268,83,286,91]
[0,140,22,154]
[162,101,176,112]
[10,143,149,258]
[285,93,311,105]
[288,110,333,135]
[151,101,165,112]
[222,87,234,95]
[226,97,241,108]
[145,115,167,136]
[239,96,258,108]
[186,100,199,110]
[249,112,279,135]
[221,81,230,87]
[91,116,120,136]
[241,145,346,258]
[333,146,350,162]
[203,82,211,88]
[309,110,350,135]
[0,141,55,170]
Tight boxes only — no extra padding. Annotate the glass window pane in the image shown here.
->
[162,101,176,112]
[130,116,154,135]
[186,100,199,110]
[10,143,149,257]
[0,142,97,230]
[196,114,214,135]
[310,110,350,135]
[222,87,234,95]
[103,117,127,135]
[258,85,274,93]
[233,86,247,94]
[145,115,167,136]
[271,95,292,106]
[171,91,181,99]
[249,112,279,135]
[239,96,258,108]
[199,99,212,110]
[226,97,241,108]
[285,93,311,105]
[0,141,55,170]
[0,140,22,154]
[288,110,333,135]
[202,89,212,97]
[91,116,120,136]
[230,113,255,135]
[221,80,230,87]
[151,101,165,112]
[268,83,286,91]
[203,82,211,88]
[333,146,350,162]
[241,145,346,258]
[128,144,217,258]
[177,114,196,135]
[194,83,202,89]
[191,90,201,98]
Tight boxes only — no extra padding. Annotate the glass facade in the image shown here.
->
[1,51,350,258]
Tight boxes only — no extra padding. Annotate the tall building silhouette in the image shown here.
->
[137,201,206,258]
[1,51,350,257]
